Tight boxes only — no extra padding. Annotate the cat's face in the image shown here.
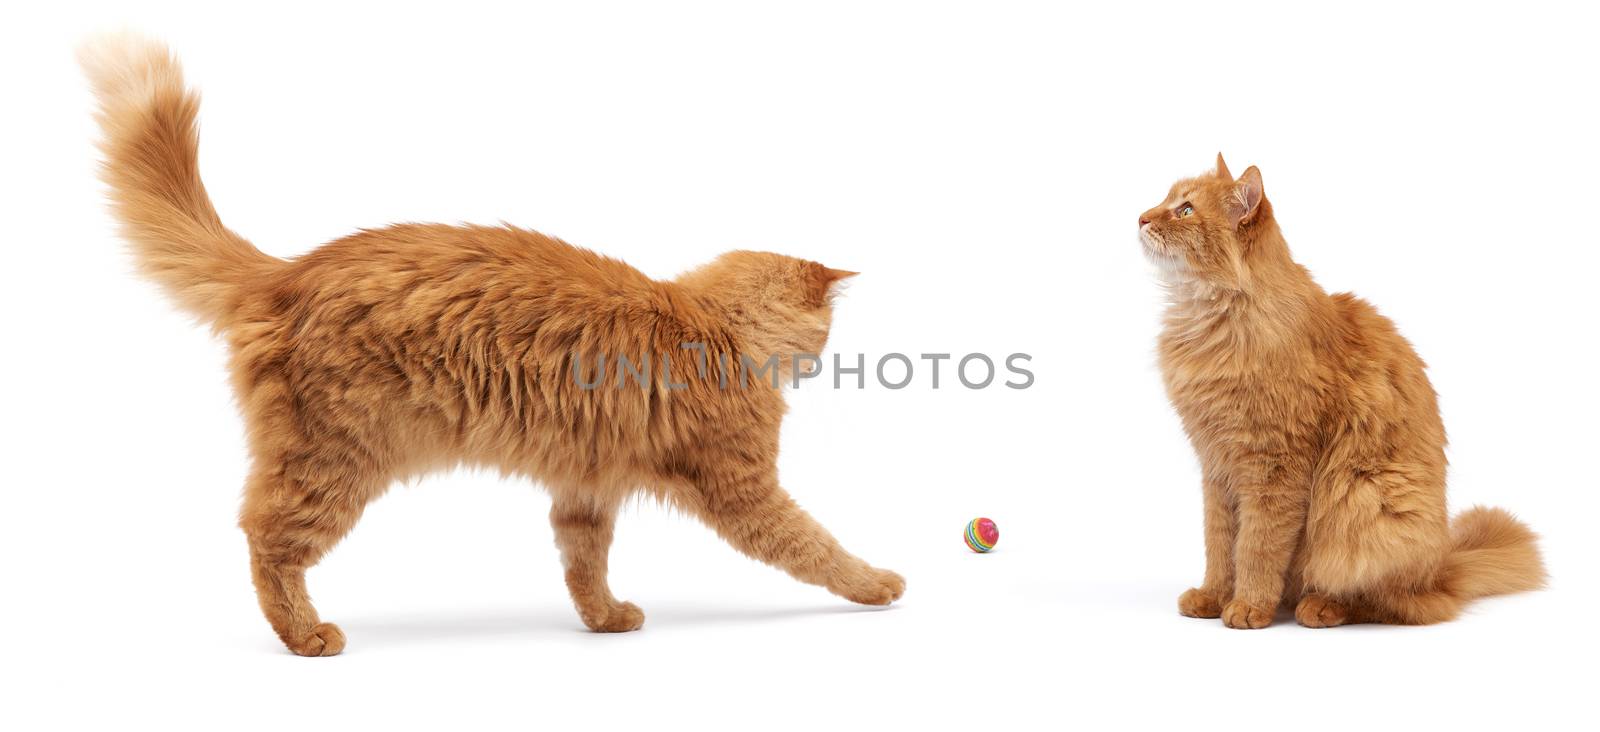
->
[678,251,856,355]
[1139,154,1265,288]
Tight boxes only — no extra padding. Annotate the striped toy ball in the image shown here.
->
[965,517,999,553]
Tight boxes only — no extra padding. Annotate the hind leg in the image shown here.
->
[1294,592,1368,627]
[1295,584,1458,626]
[1361,584,1461,625]
[240,465,377,656]
[551,496,644,632]
[1302,461,1452,626]
[1286,547,1364,627]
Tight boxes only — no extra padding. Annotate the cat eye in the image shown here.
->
[1178,204,1195,218]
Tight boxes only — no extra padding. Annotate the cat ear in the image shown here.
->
[1215,152,1232,181]
[1227,165,1264,227]
[803,264,858,307]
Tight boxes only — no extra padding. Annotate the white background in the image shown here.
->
[3,1,1597,729]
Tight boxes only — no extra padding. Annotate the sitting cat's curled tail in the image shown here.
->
[1444,506,1546,601]
[80,33,281,330]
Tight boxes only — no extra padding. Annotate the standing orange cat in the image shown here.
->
[81,35,903,656]
[1140,154,1544,628]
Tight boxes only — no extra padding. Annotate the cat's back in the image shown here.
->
[1327,291,1428,380]
[1312,289,1452,460]
[244,223,697,341]
[279,223,657,306]
[1326,291,1441,429]
[231,222,714,392]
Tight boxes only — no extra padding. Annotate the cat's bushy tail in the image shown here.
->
[79,33,280,329]
[1440,506,1546,601]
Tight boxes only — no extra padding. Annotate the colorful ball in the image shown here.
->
[964,517,999,553]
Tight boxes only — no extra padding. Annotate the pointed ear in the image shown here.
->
[1215,152,1232,181]
[803,264,858,307]
[1226,165,1264,227]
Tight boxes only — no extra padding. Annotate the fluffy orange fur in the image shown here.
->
[1141,154,1545,628]
[81,35,902,656]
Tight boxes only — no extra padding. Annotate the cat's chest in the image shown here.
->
[1158,332,1326,451]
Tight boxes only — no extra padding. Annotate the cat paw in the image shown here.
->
[833,567,906,606]
[1295,593,1351,628]
[1178,587,1224,618]
[285,622,346,656]
[1221,599,1274,629]
[580,601,646,633]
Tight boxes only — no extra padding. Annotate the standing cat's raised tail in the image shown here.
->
[79,33,280,330]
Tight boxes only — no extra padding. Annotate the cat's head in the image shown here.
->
[1138,153,1271,289]
[676,250,857,357]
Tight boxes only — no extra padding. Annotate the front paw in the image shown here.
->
[1221,599,1275,629]
[284,622,346,657]
[1177,587,1223,618]
[833,567,906,606]
[579,600,646,633]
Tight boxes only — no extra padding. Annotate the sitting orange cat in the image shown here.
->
[81,35,902,656]
[1140,155,1544,628]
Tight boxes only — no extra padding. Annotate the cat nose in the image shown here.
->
[1139,216,1151,227]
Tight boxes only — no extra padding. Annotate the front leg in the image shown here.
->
[1179,473,1235,618]
[550,497,644,633]
[1223,485,1308,629]
[683,467,904,606]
